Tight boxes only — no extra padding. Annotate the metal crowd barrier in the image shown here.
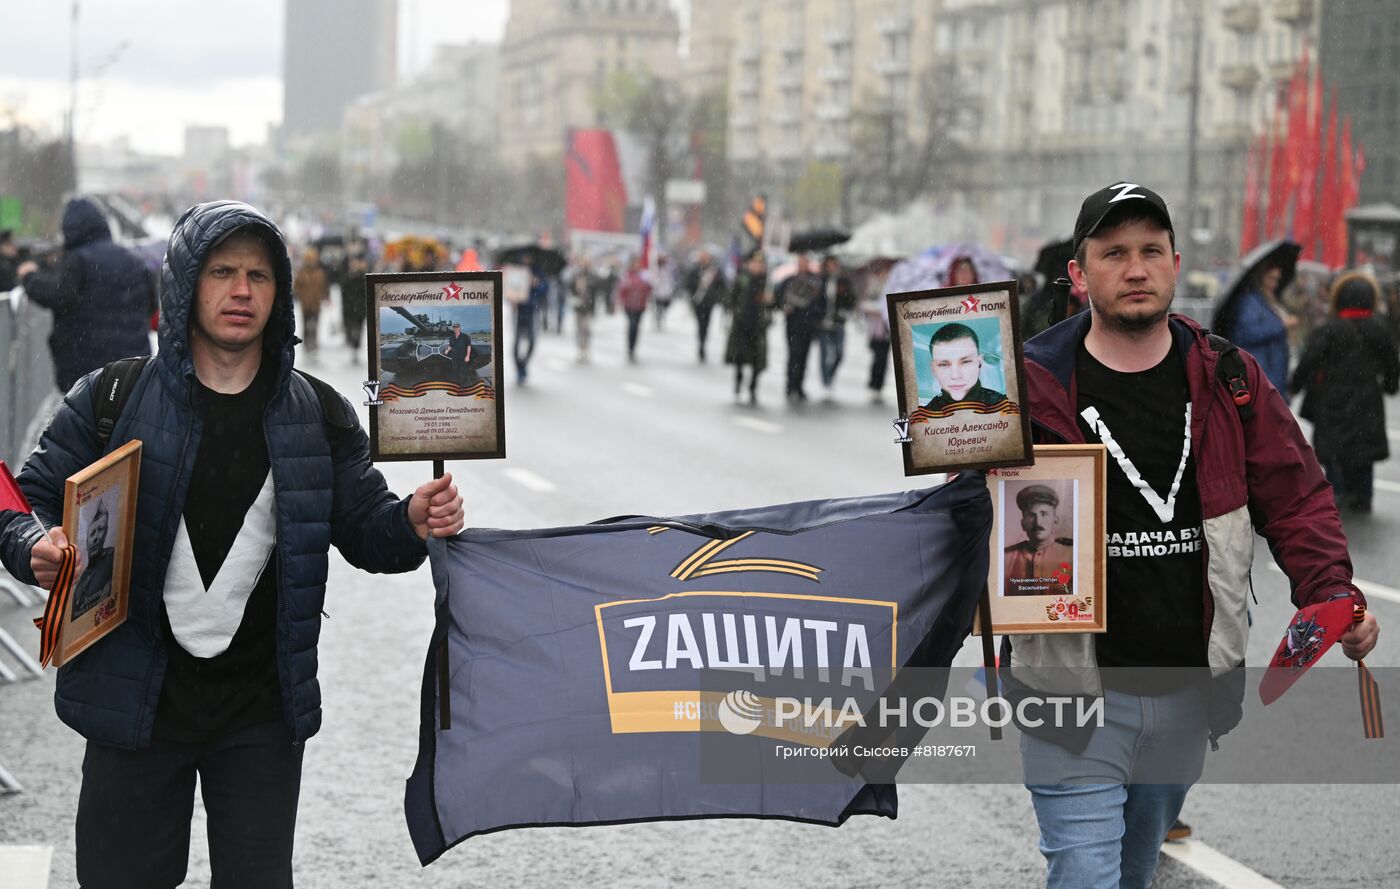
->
[2,286,60,465]
[1,286,59,794]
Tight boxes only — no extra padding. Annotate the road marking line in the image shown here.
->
[1377,479,1400,495]
[1160,839,1285,889]
[1388,429,1400,443]
[504,468,557,493]
[545,359,568,373]
[621,383,654,398]
[0,845,52,889]
[732,417,784,435]
[1267,563,1400,606]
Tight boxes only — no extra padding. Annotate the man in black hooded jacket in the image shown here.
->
[17,196,154,392]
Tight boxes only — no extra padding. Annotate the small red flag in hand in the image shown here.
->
[0,460,33,514]
[1259,597,1357,705]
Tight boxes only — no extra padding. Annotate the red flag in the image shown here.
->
[1332,117,1358,265]
[1320,88,1343,268]
[1260,597,1356,705]
[0,460,33,514]
[1264,99,1289,239]
[564,129,628,233]
[1293,60,1323,258]
[1240,133,1265,255]
[1281,53,1309,236]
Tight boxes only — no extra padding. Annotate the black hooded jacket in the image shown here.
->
[21,197,154,391]
[0,201,427,748]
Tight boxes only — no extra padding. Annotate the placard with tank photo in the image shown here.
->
[887,280,1032,475]
[366,270,505,462]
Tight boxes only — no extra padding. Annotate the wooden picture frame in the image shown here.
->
[366,270,506,462]
[975,445,1108,635]
[887,280,1033,476]
[55,439,141,666]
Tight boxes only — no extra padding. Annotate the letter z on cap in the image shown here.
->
[1072,182,1174,255]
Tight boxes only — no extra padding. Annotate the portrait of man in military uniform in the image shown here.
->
[71,497,116,618]
[1003,482,1075,596]
[921,323,1011,413]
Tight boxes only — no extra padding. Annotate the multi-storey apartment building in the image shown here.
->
[499,0,681,165]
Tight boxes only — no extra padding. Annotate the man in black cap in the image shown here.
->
[1003,484,1073,596]
[1004,181,1377,889]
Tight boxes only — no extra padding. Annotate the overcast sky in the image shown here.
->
[0,0,509,155]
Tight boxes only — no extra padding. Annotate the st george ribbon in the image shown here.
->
[404,473,993,865]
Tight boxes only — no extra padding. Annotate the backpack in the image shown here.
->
[1205,333,1255,422]
[93,356,352,446]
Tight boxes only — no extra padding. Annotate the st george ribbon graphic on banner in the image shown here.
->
[404,473,993,865]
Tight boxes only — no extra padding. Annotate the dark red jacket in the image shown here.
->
[1005,311,1361,745]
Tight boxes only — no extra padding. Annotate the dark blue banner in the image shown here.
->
[405,473,992,865]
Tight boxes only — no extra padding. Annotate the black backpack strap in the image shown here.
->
[95,356,153,445]
[293,369,354,434]
[1205,333,1255,421]
[93,360,352,449]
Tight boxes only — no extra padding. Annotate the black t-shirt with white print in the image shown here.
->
[154,359,284,743]
[1076,342,1208,693]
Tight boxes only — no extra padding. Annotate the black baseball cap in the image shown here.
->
[1072,182,1173,256]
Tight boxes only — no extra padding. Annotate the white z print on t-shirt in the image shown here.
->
[1080,403,1192,524]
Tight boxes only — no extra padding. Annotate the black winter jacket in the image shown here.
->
[21,197,154,391]
[0,201,427,749]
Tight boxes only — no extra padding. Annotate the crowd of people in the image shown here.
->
[0,187,1394,889]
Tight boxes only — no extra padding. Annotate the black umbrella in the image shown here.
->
[787,227,851,254]
[1211,239,1301,336]
[496,244,567,276]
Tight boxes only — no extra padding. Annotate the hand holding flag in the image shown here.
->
[1261,596,1382,739]
[1340,606,1380,661]
[0,459,47,539]
[2,459,81,668]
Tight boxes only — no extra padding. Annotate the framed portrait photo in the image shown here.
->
[976,445,1107,635]
[55,439,141,666]
[887,280,1032,475]
[366,270,506,462]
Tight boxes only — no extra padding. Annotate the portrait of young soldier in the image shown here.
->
[1003,483,1074,596]
[922,322,1009,412]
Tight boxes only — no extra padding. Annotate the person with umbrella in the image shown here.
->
[945,255,979,287]
[1289,271,1400,513]
[1227,263,1295,394]
[1212,241,1301,396]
